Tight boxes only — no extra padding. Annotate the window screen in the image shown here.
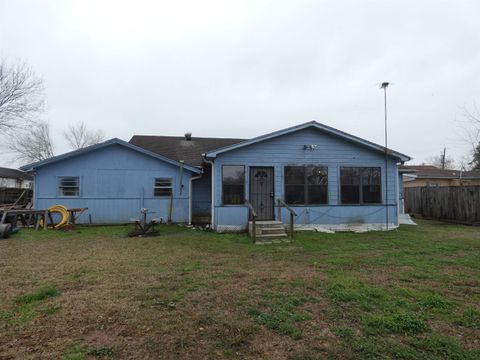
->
[58,177,80,197]
[154,178,173,196]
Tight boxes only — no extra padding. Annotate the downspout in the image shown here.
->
[179,160,184,195]
[203,155,215,230]
[188,172,203,224]
[395,163,400,226]
[32,171,37,209]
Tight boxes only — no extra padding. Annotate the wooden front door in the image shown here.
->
[249,167,275,220]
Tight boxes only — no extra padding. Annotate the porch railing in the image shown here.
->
[245,200,257,243]
[277,199,297,239]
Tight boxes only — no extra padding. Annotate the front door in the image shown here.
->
[249,167,274,220]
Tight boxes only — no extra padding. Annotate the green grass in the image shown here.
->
[0,220,479,359]
[15,286,59,305]
[62,345,113,360]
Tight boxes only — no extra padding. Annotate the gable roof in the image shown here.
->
[400,165,480,179]
[204,121,411,162]
[0,167,33,180]
[129,135,245,167]
[20,138,202,174]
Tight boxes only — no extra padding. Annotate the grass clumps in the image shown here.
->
[62,345,113,360]
[1,286,61,325]
[363,312,429,335]
[15,286,59,305]
[249,293,311,339]
[454,307,480,329]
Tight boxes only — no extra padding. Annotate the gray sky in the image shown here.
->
[1,0,479,167]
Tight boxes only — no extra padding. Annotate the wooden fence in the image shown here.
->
[404,186,480,225]
[0,188,33,206]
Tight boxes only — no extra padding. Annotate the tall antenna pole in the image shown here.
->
[381,82,389,231]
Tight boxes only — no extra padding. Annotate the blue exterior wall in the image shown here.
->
[191,167,211,219]
[212,127,400,230]
[34,144,195,224]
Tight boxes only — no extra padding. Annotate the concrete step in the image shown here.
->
[260,227,288,235]
[248,220,283,227]
[256,233,288,240]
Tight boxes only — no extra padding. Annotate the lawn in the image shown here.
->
[0,220,479,359]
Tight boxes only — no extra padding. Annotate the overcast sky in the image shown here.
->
[1,0,480,167]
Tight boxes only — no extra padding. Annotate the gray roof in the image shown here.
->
[129,135,245,167]
[400,165,480,179]
[0,167,33,180]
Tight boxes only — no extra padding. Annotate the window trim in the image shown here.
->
[153,177,173,197]
[221,164,245,206]
[57,176,80,198]
[339,166,382,205]
[284,165,329,205]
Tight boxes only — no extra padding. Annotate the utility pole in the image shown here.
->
[380,82,389,231]
[441,147,446,169]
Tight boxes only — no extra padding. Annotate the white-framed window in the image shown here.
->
[58,176,80,197]
[154,178,173,197]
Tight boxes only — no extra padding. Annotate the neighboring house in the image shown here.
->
[0,167,33,189]
[401,165,480,188]
[21,121,411,231]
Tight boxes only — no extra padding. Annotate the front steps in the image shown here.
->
[248,220,290,244]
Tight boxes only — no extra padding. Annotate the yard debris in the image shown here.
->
[128,208,160,237]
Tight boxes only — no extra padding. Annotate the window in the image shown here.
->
[154,178,173,196]
[58,177,80,197]
[340,167,381,204]
[284,166,328,205]
[222,165,245,204]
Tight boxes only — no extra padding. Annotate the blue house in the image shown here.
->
[21,121,410,232]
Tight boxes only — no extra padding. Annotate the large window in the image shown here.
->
[58,176,80,197]
[222,165,245,204]
[340,167,381,204]
[154,178,173,196]
[284,166,328,205]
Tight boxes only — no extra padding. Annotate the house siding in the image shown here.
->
[191,167,212,221]
[212,127,399,230]
[34,144,194,224]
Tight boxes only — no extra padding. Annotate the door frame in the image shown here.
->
[249,166,275,221]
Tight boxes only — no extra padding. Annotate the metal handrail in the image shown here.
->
[277,199,297,239]
[245,200,257,243]
[277,198,297,216]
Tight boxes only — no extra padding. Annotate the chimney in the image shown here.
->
[184,132,192,141]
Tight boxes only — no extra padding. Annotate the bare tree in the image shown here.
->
[458,104,480,170]
[0,60,45,133]
[63,122,105,149]
[462,105,480,150]
[5,120,54,163]
[425,153,456,170]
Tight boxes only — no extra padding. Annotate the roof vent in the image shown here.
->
[185,132,192,141]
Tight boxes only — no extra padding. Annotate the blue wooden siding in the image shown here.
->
[212,127,400,230]
[191,168,211,217]
[34,144,194,224]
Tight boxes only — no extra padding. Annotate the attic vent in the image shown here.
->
[185,132,192,141]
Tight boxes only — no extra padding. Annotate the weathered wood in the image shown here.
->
[277,199,297,239]
[0,188,32,206]
[245,200,257,243]
[405,186,480,225]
